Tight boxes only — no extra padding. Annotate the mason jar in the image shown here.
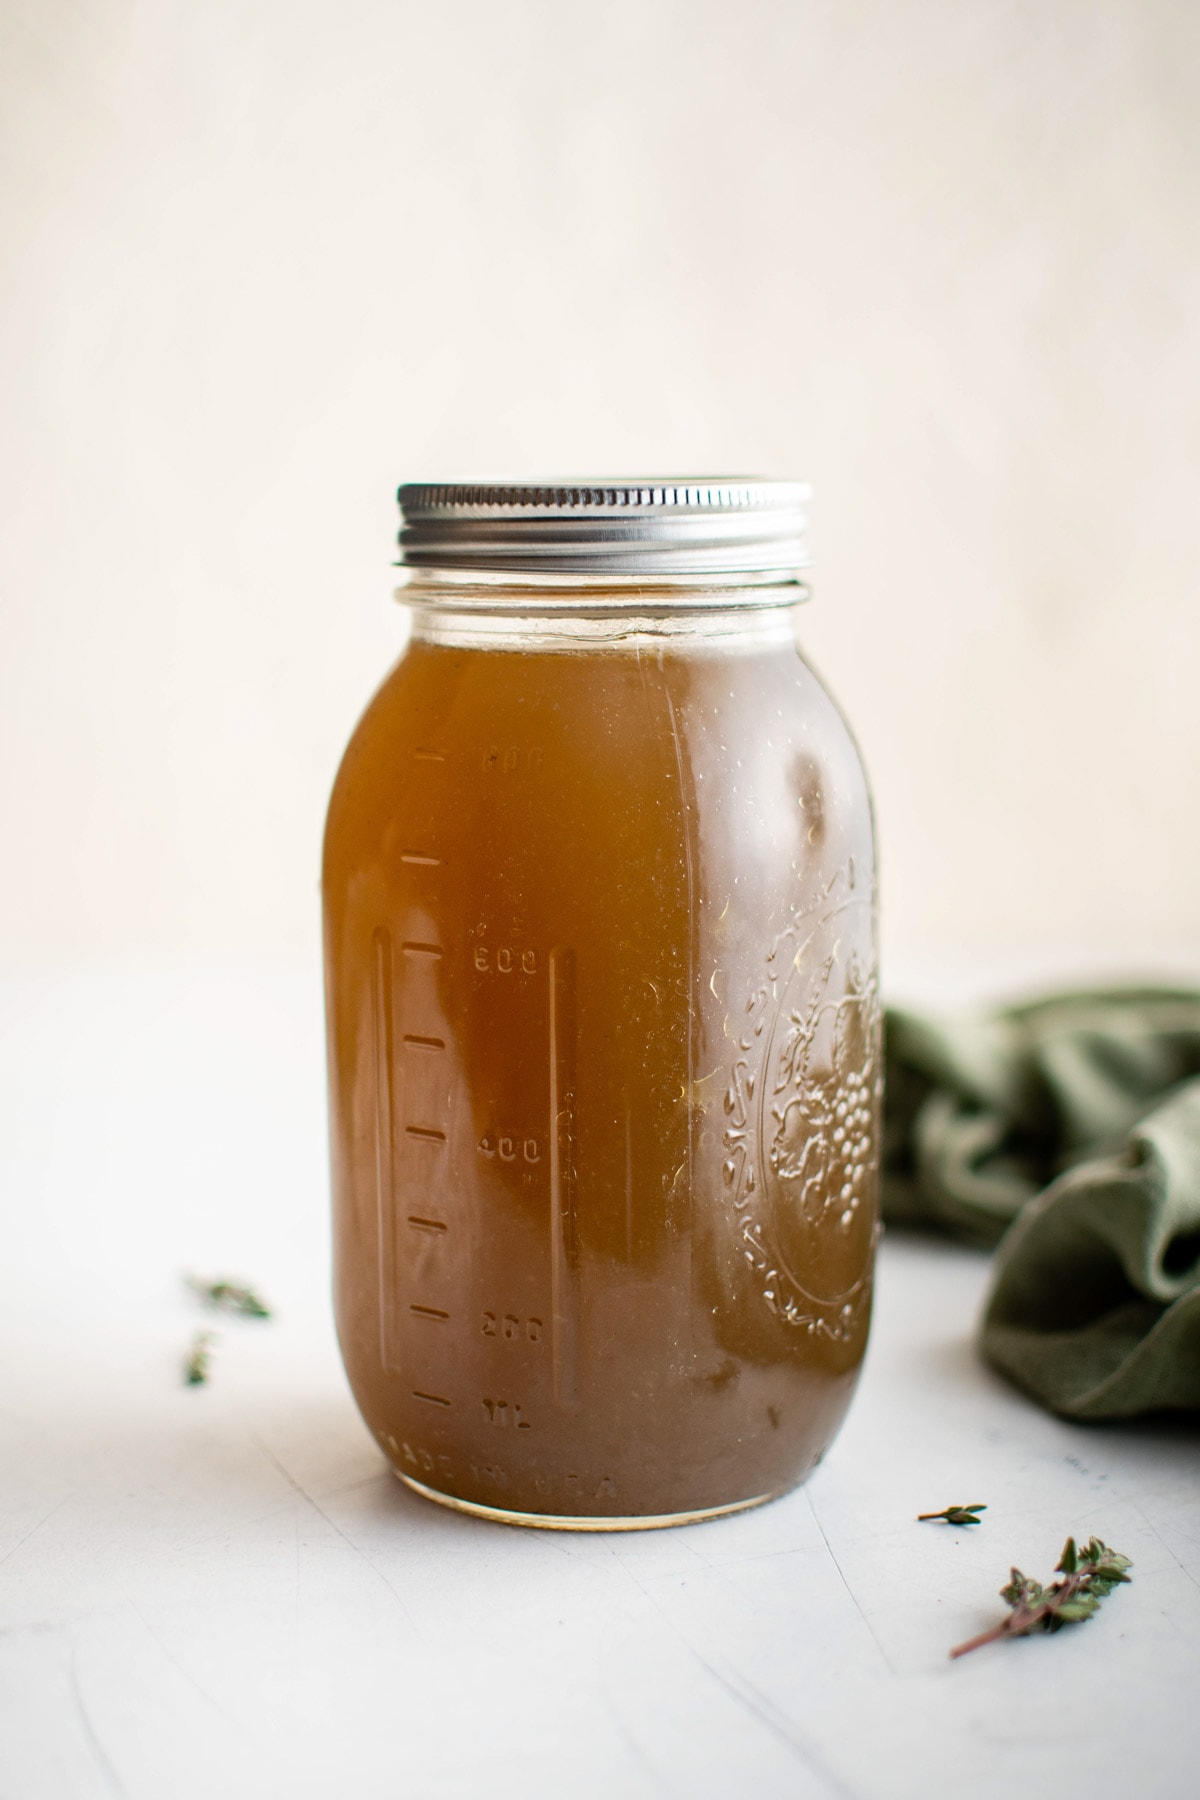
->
[322,480,880,1528]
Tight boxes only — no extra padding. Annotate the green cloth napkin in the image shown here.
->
[881,989,1200,1420]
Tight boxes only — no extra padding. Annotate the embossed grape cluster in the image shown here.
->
[768,1000,879,1236]
[830,1065,875,1230]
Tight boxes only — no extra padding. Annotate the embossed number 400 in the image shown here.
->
[478,1134,541,1163]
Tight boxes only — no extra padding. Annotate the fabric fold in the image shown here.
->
[881,988,1200,1419]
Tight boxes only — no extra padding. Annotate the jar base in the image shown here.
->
[396,1470,778,1531]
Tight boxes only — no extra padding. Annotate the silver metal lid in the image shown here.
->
[396,479,810,576]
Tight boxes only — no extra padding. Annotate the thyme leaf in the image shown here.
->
[917,1503,987,1526]
[185,1274,272,1319]
[184,1330,217,1386]
[950,1536,1132,1659]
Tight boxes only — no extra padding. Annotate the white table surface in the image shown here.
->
[1,967,1197,1800]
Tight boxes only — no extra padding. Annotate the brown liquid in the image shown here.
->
[322,612,879,1523]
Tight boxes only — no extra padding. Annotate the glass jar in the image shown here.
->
[322,481,880,1528]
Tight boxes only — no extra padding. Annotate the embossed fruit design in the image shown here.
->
[723,872,881,1342]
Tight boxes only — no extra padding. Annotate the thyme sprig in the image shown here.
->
[185,1274,272,1319]
[184,1330,217,1386]
[950,1535,1132,1659]
[918,1503,986,1527]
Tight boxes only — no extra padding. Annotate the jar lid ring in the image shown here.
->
[397,478,810,576]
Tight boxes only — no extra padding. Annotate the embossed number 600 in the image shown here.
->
[474,946,538,974]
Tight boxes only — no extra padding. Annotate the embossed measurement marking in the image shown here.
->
[482,745,544,773]
[549,946,579,1411]
[474,945,538,974]
[376,820,584,1435]
[481,1399,531,1429]
[413,747,446,762]
[478,1134,541,1162]
[482,1312,543,1342]
[372,928,397,1373]
[376,801,459,1409]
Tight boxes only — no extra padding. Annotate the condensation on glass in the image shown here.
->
[322,480,881,1528]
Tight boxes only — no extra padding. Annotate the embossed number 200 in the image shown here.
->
[482,1312,543,1343]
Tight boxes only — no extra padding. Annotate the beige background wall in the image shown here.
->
[2,0,1198,993]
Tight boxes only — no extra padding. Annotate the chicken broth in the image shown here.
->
[323,597,879,1525]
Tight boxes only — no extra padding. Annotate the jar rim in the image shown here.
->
[397,566,808,616]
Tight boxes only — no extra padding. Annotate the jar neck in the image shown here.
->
[399,567,808,650]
